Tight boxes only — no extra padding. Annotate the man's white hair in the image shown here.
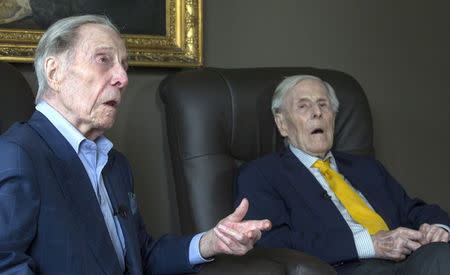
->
[271,75,339,114]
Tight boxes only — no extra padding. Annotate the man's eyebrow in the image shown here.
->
[296,98,312,102]
[93,46,116,53]
[94,46,128,63]
[294,97,328,103]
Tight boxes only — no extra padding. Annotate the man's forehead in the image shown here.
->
[77,24,125,49]
[290,79,328,99]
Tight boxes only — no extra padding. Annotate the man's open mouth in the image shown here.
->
[104,100,118,107]
[311,128,324,135]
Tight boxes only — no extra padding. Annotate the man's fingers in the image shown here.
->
[398,228,422,253]
[392,252,407,262]
[427,227,437,241]
[246,229,262,241]
[442,232,450,242]
[223,219,272,232]
[214,226,252,256]
[418,224,450,244]
[431,230,444,242]
[399,227,423,241]
[405,239,421,251]
[242,219,272,231]
[401,246,412,257]
[226,198,249,222]
[430,228,449,243]
[419,223,430,232]
[383,247,408,262]
[259,219,272,231]
[213,228,233,254]
[217,224,248,244]
[390,242,414,261]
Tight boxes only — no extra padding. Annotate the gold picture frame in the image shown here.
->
[0,0,203,67]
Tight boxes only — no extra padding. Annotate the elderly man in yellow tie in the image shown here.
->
[234,75,450,275]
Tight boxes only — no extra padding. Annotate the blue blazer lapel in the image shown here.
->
[28,111,122,274]
[102,154,142,275]
[334,152,395,228]
[280,148,352,230]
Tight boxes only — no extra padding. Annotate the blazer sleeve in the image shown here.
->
[0,140,39,275]
[374,160,450,229]
[117,154,200,275]
[234,162,358,264]
[135,213,199,275]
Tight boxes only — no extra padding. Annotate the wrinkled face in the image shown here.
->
[274,78,335,158]
[46,23,128,140]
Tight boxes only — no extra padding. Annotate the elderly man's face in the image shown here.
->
[274,78,335,158]
[47,23,128,140]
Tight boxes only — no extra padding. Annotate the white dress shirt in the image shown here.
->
[289,145,376,258]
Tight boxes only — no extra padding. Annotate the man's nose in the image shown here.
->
[111,64,129,89]
[311,104,322,118]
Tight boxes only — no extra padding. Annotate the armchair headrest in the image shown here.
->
[0,62,35,134]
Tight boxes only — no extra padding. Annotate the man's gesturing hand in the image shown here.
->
[419,223,450,244]
[372,227,422,261]
[199,198,271,258]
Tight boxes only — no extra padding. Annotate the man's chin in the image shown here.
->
[307,144,333,158]
[95,118,116,132]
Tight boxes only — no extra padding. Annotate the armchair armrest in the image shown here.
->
[190,247,336,275]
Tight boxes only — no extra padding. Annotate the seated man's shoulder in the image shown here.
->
[0,123,42,173]
[109,148,126,160]
[108,149,132,168]
[333,151,382,170]
[1,122,37,148]
[238,151,288,180]
[241,151,283,168]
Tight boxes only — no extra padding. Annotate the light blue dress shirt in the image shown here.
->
[36,102,209,269]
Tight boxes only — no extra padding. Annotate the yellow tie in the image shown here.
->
[312,159,389,235]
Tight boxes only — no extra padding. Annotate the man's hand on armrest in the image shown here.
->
[371,227,422,261]
[419,223,450,244]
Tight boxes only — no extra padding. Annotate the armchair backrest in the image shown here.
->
[160,67,374,234]
[0,62,35,134]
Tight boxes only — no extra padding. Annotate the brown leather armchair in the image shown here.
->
[160,67,373,274]
[0,62,35,134]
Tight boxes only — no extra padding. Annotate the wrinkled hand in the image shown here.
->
[372,227,423,261]
[199,198,271,258]
[419,223,449,245]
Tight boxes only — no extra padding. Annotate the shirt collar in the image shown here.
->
[289,144,334,168]
[36,101,113,154]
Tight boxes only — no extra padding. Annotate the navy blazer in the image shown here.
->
[234,147,450,265]
[0,111,197,275]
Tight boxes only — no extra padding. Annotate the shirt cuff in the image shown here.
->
[353,227,375,259]
[189,232,214,265]
[433,224,450,233]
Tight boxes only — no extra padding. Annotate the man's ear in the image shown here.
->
[44,56,61,92]
[274,113,289,137]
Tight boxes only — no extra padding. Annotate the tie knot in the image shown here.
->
[312,158,331,170]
